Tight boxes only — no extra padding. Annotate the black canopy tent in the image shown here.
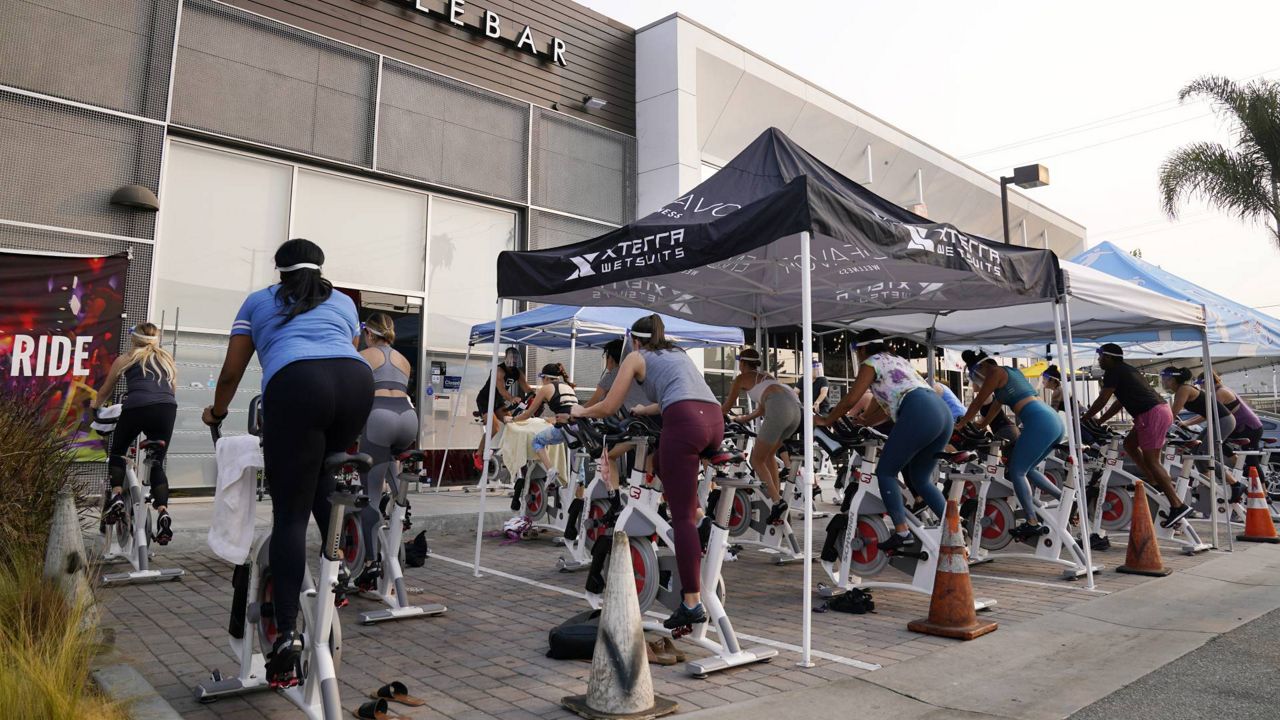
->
[483,128,1070,666]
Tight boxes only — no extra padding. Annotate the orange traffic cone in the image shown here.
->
[1237,467,1280,544]
[1117,479,1171,576]
[907,496,998,640]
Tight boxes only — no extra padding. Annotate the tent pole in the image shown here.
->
[1054,298,1094,589]
[799,231,815,668]
[473,301,505,577]
[1201,324,1224,550]
[569,325,577,383]
[925,324,937,382]
[436,342,475,488]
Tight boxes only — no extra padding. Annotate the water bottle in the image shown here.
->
[207,373,216,389]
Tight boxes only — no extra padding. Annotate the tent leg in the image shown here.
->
[1054,299,1094,590]
[568,326,577,384]
[925,325,936,381]
[436,343,475,488]
[799,230,815,668]
[473,302,505,578]
[1201,326,1225,550]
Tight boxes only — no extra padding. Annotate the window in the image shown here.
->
[155,142,291,331]
[425,197,517,351]
[292,170,428,291]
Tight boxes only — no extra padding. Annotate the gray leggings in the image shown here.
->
[758,391,802,444]
[359,396,419,561]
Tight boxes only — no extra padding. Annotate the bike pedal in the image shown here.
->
[671,625,692,639]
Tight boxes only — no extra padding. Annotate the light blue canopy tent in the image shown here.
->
[468,304,744,351]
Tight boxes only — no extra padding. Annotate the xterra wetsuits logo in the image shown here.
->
[905,224,1003,276]
[565,229,688,281]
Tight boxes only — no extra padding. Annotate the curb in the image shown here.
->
[93,664,183,720]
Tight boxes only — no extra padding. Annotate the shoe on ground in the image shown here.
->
[1160,503,1194,529]
[663,602,706,630]
[766,500,789,525]
[103,494,125,525]
[877,532,912,553]
[154,511,173,545]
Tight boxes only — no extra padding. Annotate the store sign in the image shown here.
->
[398,0,568,67]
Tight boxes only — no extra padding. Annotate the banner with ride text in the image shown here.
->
[0,251,130,460]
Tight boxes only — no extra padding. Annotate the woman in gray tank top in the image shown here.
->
[91,322,179,544]
[572,314,721,632]
[352,312,418,590]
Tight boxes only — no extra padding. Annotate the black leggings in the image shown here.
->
[262,358,373,635]
[1230,424,1266,478]
[109,403,176,508]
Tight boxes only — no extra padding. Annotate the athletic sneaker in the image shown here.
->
[1160,503,1194,529]
[352,561,381,592]
[1010,523,1047,543]
[154,511,173,545]
[766,500,789,525]
[877,531,913,553]
[1229,482,1246,505]
[266,632,304,688]
[663,602,706,630]
[103,494,125,525]
[1090,533,1112,551]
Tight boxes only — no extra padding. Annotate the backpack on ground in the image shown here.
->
[820,588,875,614]
[547,609,602,660]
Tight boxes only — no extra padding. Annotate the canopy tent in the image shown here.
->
[479,127,1207,667]
[468,304,744,350]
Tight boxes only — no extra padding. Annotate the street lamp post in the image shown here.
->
[1000,163,1051,244]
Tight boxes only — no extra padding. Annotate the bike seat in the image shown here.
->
[139,439,167,451]
[324,451,374,473]
[937,450,976,464]
[1168,438,1201,449]
[396,449,427,463]
[702,449,744,466]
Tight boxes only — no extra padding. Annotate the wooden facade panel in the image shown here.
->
[222,0,636,134]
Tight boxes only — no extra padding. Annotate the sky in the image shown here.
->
[581,0,1280,318]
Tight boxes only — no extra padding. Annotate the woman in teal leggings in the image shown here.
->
[958,351,1064,541]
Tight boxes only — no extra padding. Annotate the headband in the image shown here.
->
[362,324,386,338]
[1096,349,1124,358]
[131,330,159,344]
[630,330,652,339]
[276,262,321,272]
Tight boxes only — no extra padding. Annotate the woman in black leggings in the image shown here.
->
[203,239,373,685]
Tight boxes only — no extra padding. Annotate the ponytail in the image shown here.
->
[364,311,396,344]
[274,238,332,324]
[631,314,676,352]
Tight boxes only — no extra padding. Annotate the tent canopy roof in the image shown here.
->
[468,304,743,349]
[498,128,1062,329]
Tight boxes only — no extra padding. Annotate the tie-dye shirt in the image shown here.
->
[862,352,930,420]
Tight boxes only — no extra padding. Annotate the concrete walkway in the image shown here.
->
[682,543,1280,720]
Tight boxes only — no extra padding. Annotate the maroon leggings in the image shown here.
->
[655,400,723,594]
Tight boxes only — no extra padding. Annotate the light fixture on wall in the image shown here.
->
[582,95,607,110]
[110,184,160,212]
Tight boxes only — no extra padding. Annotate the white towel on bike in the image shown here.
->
[209,435,263,565]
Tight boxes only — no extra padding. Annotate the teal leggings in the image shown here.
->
[1008,400,1064,521]
[877,389,952,526]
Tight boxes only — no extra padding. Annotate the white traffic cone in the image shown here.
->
[562,532,677,720]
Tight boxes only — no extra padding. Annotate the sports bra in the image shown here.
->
[371,346,409,392]
[547,381,580,414]
[993,366,1037,407]
[1184,388,1229,422]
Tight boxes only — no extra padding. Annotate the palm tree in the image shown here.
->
[1158,75,1280,246]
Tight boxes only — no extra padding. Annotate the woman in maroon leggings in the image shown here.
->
[571,314,722,630]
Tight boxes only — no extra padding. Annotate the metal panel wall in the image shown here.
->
[0,90,163,239]
[0,0,178,120]
[172,0,378,166]
[532,107,636,224]
[377,59,529,202]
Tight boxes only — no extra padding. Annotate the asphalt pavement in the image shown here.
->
[1071,603,1280,720]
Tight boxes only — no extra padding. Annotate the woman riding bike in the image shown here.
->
[721,347,802,524]
[958,351,1064,541]
[476,347,534,461]
[1201,370,1266,487]
[571,314,722,631]
[816,329,951,552]
[508,362,579,488]
[91,322,178,544]
[351,312,417,590]
[202,238,373,686]
[1162,366,1243,503]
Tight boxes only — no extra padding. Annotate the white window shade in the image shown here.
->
[426,197,516,351]
[155,142,291,332]
[291,170,427,292]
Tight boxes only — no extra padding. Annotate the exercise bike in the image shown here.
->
[817,423,995,609]
[351,449,448,625]
[196,401,372,720]
[717,420,806,564]
[950,430,1100,579]
[98,432,185,586]
[590,414,777,678]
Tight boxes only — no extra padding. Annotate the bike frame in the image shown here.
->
[101,441,184,585]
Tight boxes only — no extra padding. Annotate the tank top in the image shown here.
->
[122,362,177,409]
[1226,396,1264,430]
[547,381,580,414]
[992,366,1037,407]
[370,346,409,393]
[1184,388,1229,422]
[862,352,930,421]
[637,349,717,411]
[746,375,790,405]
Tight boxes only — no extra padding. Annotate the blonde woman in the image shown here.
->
[91,322,179,544]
